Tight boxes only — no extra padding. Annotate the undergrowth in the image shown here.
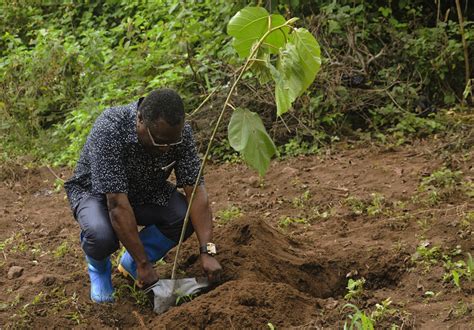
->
[1,1,472,165]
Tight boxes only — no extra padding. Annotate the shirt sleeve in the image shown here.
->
[175,124,204,188]
[88,121,129,195]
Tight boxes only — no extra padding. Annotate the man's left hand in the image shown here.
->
[200,253,222,283]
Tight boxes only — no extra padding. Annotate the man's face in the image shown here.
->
[137,112,184,154]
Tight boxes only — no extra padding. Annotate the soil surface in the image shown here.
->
[1,139,472,329]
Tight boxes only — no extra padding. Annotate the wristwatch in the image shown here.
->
[200,242,217,256]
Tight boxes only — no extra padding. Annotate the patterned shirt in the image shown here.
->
[64,99,203,213]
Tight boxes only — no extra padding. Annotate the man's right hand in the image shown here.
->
[136,262,159,288]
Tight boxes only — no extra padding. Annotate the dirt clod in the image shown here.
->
[282,166,299,177]
[26,274,57,286]
[7,266,24,279]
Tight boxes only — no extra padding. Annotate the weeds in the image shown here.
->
[278,216,308,229]
[371,298,397,322]
[413,242,473,289]
[418,167,464,205]
[366,193,385,216]
[343,304,374,330]
[216,205,242,224]
[175,293,197,306]
[345,196,366,216]
[54,241,69,259]
[292,190,311,208]
[344,278,366,301]
[411,241,442,268]
[115,284,150,307]
[343,298,410,330]
[443,253,474,289]
[345,194,387,217]
[278,137,321,158]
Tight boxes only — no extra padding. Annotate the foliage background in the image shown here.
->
[1,0,472,166]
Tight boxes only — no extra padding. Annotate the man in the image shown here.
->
[64,88,222,303]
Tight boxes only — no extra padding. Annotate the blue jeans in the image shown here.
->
[74,190,194,260]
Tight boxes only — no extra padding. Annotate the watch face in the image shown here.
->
[207,243,217,255]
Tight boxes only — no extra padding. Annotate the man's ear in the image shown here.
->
[137,111,144,123]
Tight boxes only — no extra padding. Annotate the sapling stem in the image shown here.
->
[171,22,292,279]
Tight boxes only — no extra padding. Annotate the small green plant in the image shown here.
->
[345,196,366,216]
[267,322,276,330]
[418,167,463,205]
[343,303,375,330]
[175,293,197,306]
[216,205,242,224]
[0,232,20,253]
[210,139,241,163]
[66,311,82,325]
[420,167,462,190]
[278,216,308,229]
[459,212,474,230]
[366,193,385,216]
[292,190,311,208]
[344,278,366,301]
[53,178,64,193]
[22,292,44,310]
[371,298,397,322]
[411,242,442,267]
[443,253,474,289]
[278,137,320,158]
[115,284,150,306]
[54,241,69,259]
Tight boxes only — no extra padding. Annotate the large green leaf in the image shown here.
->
[272,28,321,116]
[250,50,272,84]
[227,7,289,58]
[228,108,277,176]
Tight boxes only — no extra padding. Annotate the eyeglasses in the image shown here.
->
[147,127,183,147]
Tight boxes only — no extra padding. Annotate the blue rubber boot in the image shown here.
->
[118,225,176,280]
[86,255,114,303]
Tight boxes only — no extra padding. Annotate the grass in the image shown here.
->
[115,284,151,307]
[175,293,197,306]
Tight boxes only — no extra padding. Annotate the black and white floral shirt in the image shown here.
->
[64,99,202,212]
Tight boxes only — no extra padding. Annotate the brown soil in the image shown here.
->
[1,139,473,329]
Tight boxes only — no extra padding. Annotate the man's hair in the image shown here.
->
[138,88,185,126]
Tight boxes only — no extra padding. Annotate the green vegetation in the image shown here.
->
[412,242,473,289]
[292,190,311,208]
[115,284,150,307]
[175,293,197,306]
[1,1,471,166]
[418,167,465,205]
[345,193,388,217]
[216,205,243,224]
[344,278,366,301]
[278,216,308,229]
[54,241,69,259]
[343,298,410,330]
[343,303,375,330]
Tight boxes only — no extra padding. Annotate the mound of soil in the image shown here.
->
[153,280,322,329]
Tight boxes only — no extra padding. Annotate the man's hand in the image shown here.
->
[136,262,159,288]
[200,254,222,283]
